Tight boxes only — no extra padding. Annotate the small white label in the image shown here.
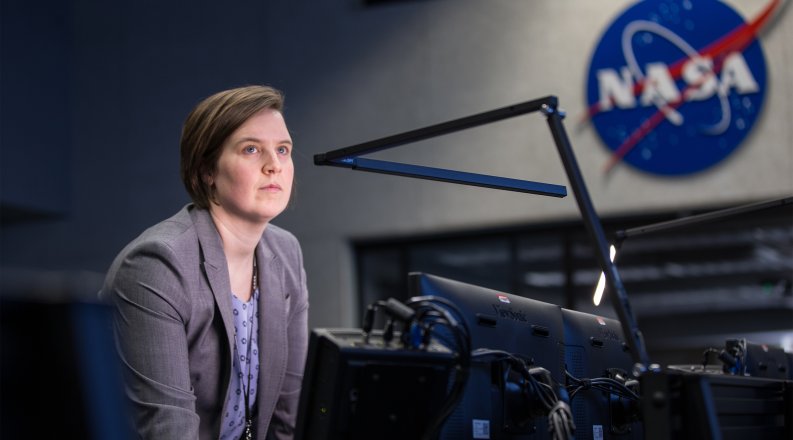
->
[593,425,604,440]
[472,419,490,439]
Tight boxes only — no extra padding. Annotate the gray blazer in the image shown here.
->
[101,205,309,440]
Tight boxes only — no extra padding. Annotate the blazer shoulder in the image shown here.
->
[119,213,197,263]
[102,207,200,286]
[99,206,199,306]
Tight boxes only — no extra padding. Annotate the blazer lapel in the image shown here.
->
[255,233,288,432]
[190,207,236,362]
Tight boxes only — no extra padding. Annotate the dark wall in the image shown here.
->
[1,0,277,276]
[1,0,71,219]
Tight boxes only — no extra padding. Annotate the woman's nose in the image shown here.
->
[261,149,282,174]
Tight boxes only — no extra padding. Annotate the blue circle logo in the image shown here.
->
[586,0,774,176]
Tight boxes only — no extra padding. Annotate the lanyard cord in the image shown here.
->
[238,255,257,440]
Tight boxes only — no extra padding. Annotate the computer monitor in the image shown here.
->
[295,328,456,440]
[561,308,643,440]
[723,338,791,380]
[408,272,565,439]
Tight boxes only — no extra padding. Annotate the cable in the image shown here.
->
[565,370,640,402]
[403,296,472,440]
[549,400,575,440]
[472,349,576,440]
[361,300,389,343]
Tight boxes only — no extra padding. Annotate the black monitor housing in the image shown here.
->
[294,328,455,440]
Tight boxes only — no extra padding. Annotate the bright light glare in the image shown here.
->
[593,244,617,306]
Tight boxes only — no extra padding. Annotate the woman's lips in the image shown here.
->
[261,183,282,192]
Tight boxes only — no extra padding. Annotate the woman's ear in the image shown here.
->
[203,172,219,205]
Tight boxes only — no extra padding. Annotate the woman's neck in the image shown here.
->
[209,208,267,259]
[209,207,267,301]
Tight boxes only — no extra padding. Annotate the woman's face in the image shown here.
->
[209,108,294,226]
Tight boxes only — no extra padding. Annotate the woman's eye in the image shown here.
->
[244,145,258,154]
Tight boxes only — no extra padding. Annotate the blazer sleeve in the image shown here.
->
[103,240,200,440]
[267,239,310,439]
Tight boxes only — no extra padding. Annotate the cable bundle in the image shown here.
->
[564,369,640,402]
[472,349,576,440]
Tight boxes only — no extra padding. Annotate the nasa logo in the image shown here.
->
[585,0,779,176]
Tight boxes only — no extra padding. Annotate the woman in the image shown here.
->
[101,85,309,440]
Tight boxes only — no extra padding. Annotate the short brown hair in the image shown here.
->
[180,85,285,209]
